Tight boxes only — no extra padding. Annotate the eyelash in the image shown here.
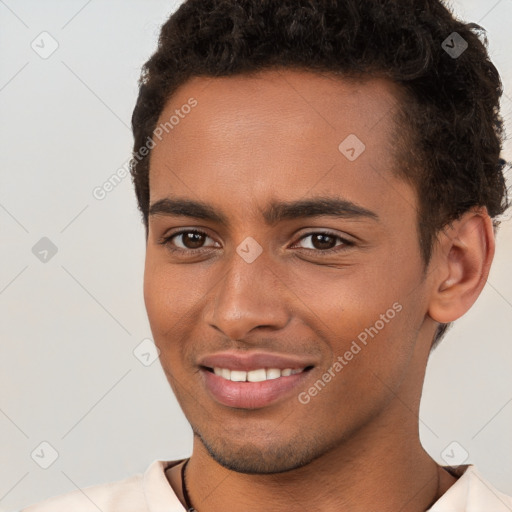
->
[158,229,355,256]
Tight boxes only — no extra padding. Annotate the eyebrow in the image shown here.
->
[148,196,379,226]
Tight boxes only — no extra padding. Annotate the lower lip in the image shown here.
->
[201,368,311,409]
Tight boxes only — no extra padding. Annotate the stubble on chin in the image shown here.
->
[190,425,331,475]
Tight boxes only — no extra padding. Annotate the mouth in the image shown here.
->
[198,353,315,409]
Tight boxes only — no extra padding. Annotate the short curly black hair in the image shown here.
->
[130,0,510,347]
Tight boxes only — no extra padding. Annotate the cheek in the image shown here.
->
[143,256,166,329]
[143,250,212,361]
[351,301,424,392]
[298,254,422,374]
[143,253,185,338]
[303,288,418,418]
[143,259,193,391]
[144,248,187,310]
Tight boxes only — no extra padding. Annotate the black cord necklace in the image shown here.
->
[181,458,197,512]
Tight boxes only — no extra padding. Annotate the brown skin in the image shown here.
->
[144,70,495,511]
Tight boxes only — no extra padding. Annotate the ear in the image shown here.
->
[427,207,495,324]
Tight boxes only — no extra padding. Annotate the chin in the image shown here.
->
[192,425,326,474]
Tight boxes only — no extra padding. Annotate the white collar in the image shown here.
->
[143,460,512,512]
[429,465,512,511]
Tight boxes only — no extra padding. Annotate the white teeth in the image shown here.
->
[211,367,304,382]
[230,370,247,382]
[247,368,267,382]
[266,368,282,380]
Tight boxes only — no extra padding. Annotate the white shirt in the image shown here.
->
[19,460,512,512]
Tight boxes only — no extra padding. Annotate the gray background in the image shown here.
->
[0,0,511,510]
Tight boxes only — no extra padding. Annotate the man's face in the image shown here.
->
[144,70,435,473]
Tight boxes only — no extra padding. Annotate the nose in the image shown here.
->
[203,249,292,342]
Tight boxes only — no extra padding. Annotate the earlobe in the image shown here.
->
[428,208,495,324]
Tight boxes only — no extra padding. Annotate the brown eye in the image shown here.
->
[296,231,351,252]
[178,231,207,249]
[160,229,218,252]
[310,233,337,250]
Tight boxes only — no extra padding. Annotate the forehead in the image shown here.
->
[148,69,414,223]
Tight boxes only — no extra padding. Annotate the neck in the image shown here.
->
[170,405,457,512]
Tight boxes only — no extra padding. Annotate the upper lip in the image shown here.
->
[198,351,316,372]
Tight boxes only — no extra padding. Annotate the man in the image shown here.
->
[22,0,511,510]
